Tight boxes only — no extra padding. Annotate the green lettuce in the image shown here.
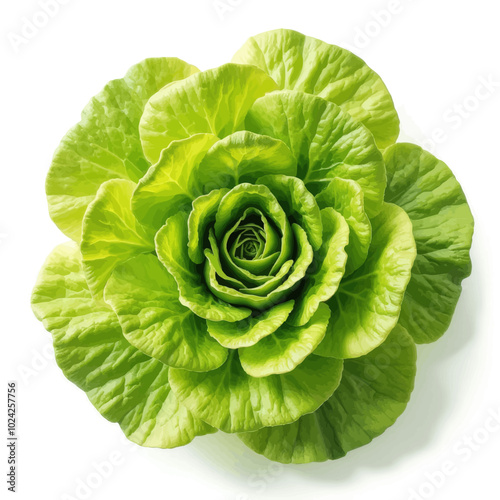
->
[32,29,474,463]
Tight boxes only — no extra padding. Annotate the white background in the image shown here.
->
[1,1,499,499]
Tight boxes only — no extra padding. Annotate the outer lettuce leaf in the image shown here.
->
[316,178,372,275]
[239,325,416,463]
[80,179,155,298]
[289,208,349,327]
[31,243,215,448]
[195,132,297,191]
[46,58,199,242]
[384,144,474,343]
[132,134,219,229]
[206,301,295,348]
[104,254,228,372]
[139,64,278,163]
[239,303,331,377]
[245,90,386,217]
[155,212,251,322]
[169,351,343,433]
[316,203,416,359]
[233,29,399,148]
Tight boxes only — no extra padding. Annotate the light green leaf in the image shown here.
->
[169,351,343,433]
[46,58,199,242]
[384,144,474,344]
[140,63,278,163]
[316,203,416,359]
[245,90,386,217]
[257,175,323,251]
[206,301,295,348]
[289,208,349,326]
[239,303,331,377]
[31,243,215,448]
[195,132,297,191]
[81,179,155,298]
[239,324,416,463]
[132,134,219,229]
[316,178,372,275]
[155,212,251,322]
[233,29,399,148]
[188,188,229,264]
[104,254,228,372]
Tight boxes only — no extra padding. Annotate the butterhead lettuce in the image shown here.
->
[32,29,474,463]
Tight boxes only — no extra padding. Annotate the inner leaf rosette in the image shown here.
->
[31,29,473,464]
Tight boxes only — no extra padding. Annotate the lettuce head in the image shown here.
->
[31,29,474,463]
